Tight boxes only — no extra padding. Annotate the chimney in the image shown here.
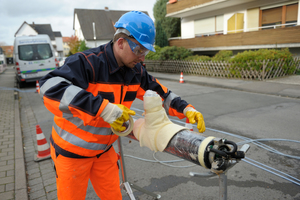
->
[104,7,109,11]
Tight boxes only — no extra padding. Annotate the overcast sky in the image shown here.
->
[0,0,157,46]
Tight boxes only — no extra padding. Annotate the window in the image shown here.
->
[261,3,298,29]
[286,3,298,26]
[19,44,52,61]
[194,15,223,36]
[227,13,244,34]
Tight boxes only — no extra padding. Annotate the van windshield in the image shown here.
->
[18,44,53,61]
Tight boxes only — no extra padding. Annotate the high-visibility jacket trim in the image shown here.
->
[39,41,191,158]
[50,136,112,159]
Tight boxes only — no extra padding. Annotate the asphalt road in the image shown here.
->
[20,78,300,200]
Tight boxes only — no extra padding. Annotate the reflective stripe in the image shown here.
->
[53,122,109,150]
[21,68,55,73]
[67,117,112,136]
[163,92,179,113]
[40,77,71,96]
[59,85,82,113]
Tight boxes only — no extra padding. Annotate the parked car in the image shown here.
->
[58,57,67,67]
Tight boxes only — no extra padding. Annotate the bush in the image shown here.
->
[158,46,193,60]
[229,48,296,77]
[185,55,211,61]
[145,46,162,60]
[212,50,233,61]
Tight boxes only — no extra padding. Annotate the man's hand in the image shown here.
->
[100,103,136,132]
[184,107,205,133]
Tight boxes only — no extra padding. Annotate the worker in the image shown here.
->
[39,11,205,200]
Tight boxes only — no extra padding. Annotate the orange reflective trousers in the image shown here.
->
[50,144,122,200]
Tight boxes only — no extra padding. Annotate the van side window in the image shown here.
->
[18,44,53,61]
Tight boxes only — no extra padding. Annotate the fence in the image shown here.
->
[144,58,300,81]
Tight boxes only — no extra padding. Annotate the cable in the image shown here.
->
[124,153,196,168]
[129,107,300,185]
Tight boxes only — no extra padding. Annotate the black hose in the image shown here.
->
[224,140,238,155]
[210,148,228,158]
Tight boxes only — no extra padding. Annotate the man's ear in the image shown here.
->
[117,38,125,50]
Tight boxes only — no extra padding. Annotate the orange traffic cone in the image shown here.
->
[35,80,40,93]
[185,118,193,131]
[179,72,184,83]
[34,125,51,162]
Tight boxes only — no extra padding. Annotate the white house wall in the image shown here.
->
[298,0,300,25]
[216,15,224,32]
[181,18,195,39]
[15,24,37,37]
[74,14,84,41]
[86,40,110,48]
[55,37,63,51]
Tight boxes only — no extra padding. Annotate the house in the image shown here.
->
[166,0,300,56]
[73,7,149,48]
[14,22,64,57]
[62,37,71,56]
[0,46,14,64]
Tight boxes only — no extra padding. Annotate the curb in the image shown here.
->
[14,92,29,199]
[153,75,300,99]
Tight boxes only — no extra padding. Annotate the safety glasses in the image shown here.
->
[123,38,150,57]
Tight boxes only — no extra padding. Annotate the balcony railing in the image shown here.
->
[173,22,298,40]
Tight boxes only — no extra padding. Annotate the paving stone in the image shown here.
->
[43,177,56,186]
[0,160,6,166]
[30,183,44,193]
[6,169,14,176]
[29,189,46,200]
[5,182,14,191]
[41,171,55,180]
[28,172,42,180]
[27,167,40,175]
[0,184,5,192]
[1,191,14,200]
[28,177,43,186]
[0,176,14,184]
[45,183,57,193]
[0,171,5,178]
[46,190,57,200]
[0,164,14,172]
[0,155,14,161]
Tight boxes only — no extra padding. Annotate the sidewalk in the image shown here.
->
[0,66,28,200]
[0,65,299,200]
[150,72,300,99]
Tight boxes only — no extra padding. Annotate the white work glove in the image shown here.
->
[183,107,206,133]
[100,103,135,132]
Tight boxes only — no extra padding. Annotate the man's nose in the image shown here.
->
[138,55,145,62]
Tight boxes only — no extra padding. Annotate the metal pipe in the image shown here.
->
[127,128,215,169]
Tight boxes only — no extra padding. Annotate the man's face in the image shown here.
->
[121,37,148,68]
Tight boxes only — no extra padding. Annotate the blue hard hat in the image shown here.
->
[114,11,156,52]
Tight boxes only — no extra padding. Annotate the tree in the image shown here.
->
[79,41,90,52]
[67,35,80,54]
[155,20,168,47]
[153,0,181,38]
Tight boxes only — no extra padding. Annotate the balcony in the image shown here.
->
[166,0,290,18]
[169,25,300,52]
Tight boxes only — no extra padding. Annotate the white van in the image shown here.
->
[14,35,57,88]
